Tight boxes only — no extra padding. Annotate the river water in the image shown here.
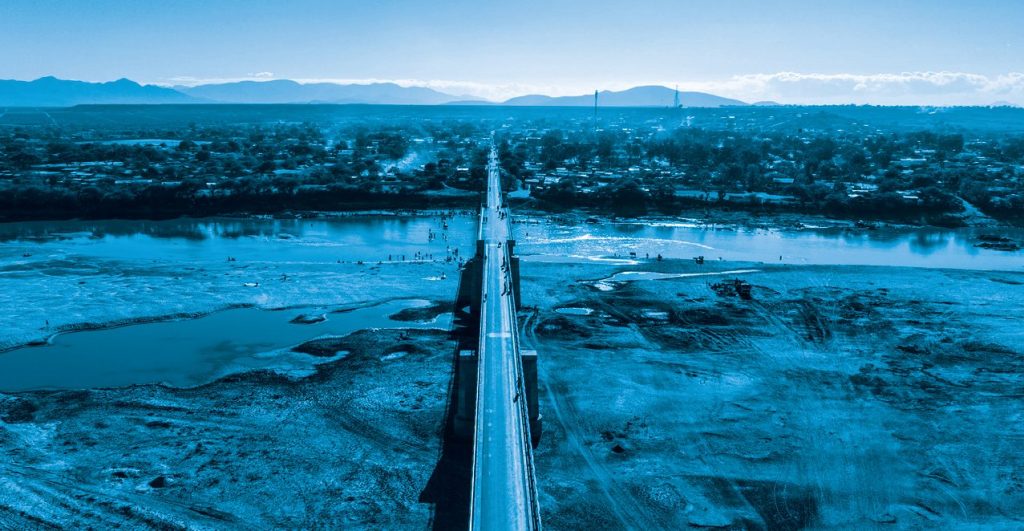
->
[516,218,1024,271]
[0,300,450,392]
[0,214,1020,392]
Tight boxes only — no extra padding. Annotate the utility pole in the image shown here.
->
[592,90,599,175]
[675,85,687,128]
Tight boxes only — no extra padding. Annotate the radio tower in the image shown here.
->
[674,85,687,128]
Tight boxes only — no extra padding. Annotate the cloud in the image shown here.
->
[676,72,1024,106]
[247,71,275,79]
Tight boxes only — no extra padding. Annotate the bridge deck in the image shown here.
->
[469,142,541,530]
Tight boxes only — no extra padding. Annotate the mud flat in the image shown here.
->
[2,211,1022,528]
[0,328,455,528]
[521,259,1024,529]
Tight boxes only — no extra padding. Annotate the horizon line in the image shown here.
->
[4,72,1024,107]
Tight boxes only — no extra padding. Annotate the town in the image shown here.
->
[2,105,1023,226]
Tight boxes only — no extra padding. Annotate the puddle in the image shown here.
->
[555,307,596,316]
[0,299,448,392]
[641,310,670,321]
[600,269,761,283]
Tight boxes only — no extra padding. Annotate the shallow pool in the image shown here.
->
[0,299,449,392]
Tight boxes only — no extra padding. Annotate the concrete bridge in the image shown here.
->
[451,139,542,530]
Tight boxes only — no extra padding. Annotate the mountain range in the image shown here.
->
[0,77,193,106]
[174,80,464,105]
[504,86,745,107]
[0,77,749,107]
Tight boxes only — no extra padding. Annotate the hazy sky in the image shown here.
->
[2,0,1023,104]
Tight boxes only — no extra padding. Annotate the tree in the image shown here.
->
[605,178,648,216]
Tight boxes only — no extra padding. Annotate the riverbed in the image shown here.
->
[0,299,450,392]
[0,213,1020,391]
[0,212,1022,528]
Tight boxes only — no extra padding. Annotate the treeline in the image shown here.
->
[531,177,968,225]
[0,183,476,221]
[3,115,1023,226]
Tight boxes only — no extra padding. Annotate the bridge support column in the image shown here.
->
[452,349,477,440]
[510,255,522,311]
[455,256,483,321]
[521,349,542,447]
[450,212,540,447]
[507,238,522,310]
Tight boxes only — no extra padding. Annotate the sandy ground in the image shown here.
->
[0,257,461,352]
[1,254,1022,528]
[0,328,456,529]
[521,260,1024,529]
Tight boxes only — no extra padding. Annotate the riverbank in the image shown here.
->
[1,257,1021,528]
[0,214,473,352]
[1,209,1022,528]
[0,258,463,353]
[0,328,454,528]
[520,259,1024,528]
[3,187,1019,229]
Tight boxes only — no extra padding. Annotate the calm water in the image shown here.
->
[0,299,450,392]
[517,219,1024,271]
[0,213,1020,392]
[0,213,479,265]
[3,214,1019,272]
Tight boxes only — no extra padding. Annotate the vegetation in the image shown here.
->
[1,105,1022,224]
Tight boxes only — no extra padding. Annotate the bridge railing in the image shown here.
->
[469,146,541,530]
[500,242,543,530]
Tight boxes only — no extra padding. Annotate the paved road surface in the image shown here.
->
[470,141,540,530]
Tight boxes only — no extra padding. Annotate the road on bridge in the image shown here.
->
[470,139,541,530]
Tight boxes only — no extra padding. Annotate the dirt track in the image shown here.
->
[522,260,1024,529]
[1,259,1021,529]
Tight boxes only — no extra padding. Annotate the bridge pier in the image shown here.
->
[521,349,541,446]
[451,227,541,446]
[452,347,542,447]
[508,240,522,311]
[453,349,477,439]
[454,255,482,323]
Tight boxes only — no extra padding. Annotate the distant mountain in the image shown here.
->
[176,80,469,105]
[0,77,196,106]
[444,100,498,106]
[0,77,750,108]
[502,85,747,107]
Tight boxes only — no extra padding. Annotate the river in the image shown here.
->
[0,213,1020,392]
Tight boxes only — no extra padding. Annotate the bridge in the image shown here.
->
[450,138,542,530]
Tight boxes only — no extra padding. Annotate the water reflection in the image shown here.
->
[0,214,480,265]
[0,299,450,392]
[1,212,1022,273]
[519,221,1024,270]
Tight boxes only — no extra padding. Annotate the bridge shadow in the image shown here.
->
[419,269,478,531]
[419,349,472,530]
